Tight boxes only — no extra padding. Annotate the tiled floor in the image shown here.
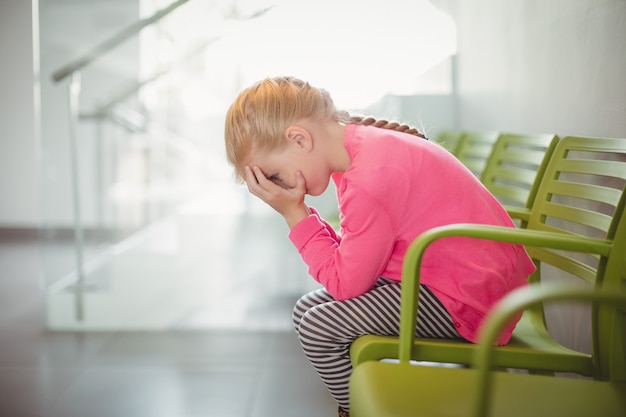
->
[0,222,338,416]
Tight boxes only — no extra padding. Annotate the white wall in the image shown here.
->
[0,0,40,228]
[452,0,625,353]
[453,0,626,138]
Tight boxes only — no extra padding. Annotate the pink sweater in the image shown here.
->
[289,124,536,344]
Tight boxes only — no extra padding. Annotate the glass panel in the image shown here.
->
[39,0,240,329]
[38,0,457,330]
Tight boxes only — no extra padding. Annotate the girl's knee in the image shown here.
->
[298,303,346,341]
[292,289,333,329]
[292,292,318,332]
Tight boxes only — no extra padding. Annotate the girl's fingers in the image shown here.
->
[243,166,257,185]
[244,166,264,189]
[243,166,263,196]
[243,166,306,217]
[245,166,280,201]
[252,166,272,187]
[249,167,274,195]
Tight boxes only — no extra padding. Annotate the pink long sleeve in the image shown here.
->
[288,124,536,344]
[290,190,396,300]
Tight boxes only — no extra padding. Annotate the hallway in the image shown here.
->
[0,217,337,417]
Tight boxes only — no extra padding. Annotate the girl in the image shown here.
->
[224,76,535,417]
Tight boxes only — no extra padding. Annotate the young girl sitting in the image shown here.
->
[224,76,536,417]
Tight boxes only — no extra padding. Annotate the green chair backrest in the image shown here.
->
[480,133,559,214]
[516,136,626,373]
[433,130,465,155]
[525,136,626,284]
[453,131,500,178]
[594,183,626,380]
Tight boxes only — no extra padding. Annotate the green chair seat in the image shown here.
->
[352,355,626,417]
[350,286,626,417]
[351,308,593,375]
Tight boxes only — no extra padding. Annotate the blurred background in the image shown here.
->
[0,0,625,415]
[6,0,463,331]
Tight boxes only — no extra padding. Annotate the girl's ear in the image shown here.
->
[285,125,313,151]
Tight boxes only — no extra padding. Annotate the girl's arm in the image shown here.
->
[290,188,396,300]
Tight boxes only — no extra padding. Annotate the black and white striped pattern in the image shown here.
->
[292,278,460,411]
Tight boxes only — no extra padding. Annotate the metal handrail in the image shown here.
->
[81,37,217,120]
[51,0,191,83]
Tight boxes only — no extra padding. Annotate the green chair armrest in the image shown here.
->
[399,223,612,362]
[503,206,530,223]
[472,285,626,417]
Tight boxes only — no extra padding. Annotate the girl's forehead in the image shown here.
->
[244,151,272,171]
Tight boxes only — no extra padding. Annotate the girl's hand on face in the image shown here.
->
[244,166,310,228]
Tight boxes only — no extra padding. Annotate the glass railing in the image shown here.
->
[39,0,261,329]
[38,0,457,330]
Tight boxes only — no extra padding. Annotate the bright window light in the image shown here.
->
[218,0,457,109]
[140,0,456,116]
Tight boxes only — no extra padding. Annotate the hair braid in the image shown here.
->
[337,112,427,139]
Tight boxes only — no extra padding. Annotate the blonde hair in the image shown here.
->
[224,76,426,181]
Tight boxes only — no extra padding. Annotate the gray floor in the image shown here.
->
[0,229,337,417]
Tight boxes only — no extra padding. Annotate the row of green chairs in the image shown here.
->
[349,135,626,416]
[480,132,559,225]
[441,130,499,177]
[436,130,560,225]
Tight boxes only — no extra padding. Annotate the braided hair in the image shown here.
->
[337,112,427,139]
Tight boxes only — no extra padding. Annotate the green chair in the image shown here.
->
[350,136,626,377]
[453,131,500,178]
[480,133,559,225]
[350,285,626,417]
[433,130,465,155]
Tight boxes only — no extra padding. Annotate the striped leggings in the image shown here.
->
[292,278,461,411]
